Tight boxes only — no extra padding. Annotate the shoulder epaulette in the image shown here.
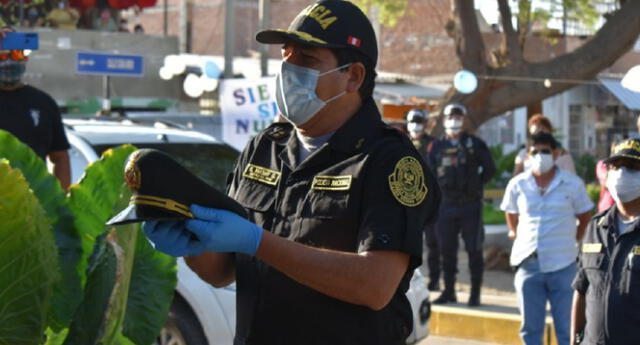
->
[265,122,293,140]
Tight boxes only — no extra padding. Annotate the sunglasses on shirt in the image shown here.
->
[0,50,27,62]
[529,148,552,155]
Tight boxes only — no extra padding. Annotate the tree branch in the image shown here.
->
[447,0,487,71]
[530,0,640,82]
[496,0,523,65]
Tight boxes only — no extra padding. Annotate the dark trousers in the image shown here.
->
[423,224,440,283]
[435,200,484,290]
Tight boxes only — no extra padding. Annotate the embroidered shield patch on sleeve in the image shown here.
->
[388,156,428,207]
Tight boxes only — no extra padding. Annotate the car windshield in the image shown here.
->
[92,143,238,191]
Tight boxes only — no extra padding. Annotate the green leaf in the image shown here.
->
[63,234,119,345]
[0,160,59,345]
[67,145,137,288]
[0,130,83,329]
[123,230,177,345]
[100,210,139,345]
[44,328,68,345]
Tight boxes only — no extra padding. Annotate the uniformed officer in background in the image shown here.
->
[142,1,441,344]
[571,138,640,345]
[406,108,435,156]
[428,103,496,306]
[406,108,440,290]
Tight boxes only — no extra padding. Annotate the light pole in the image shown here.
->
[259,0,270,77]
[224,0,235,78]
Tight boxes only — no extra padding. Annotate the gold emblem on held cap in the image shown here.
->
[388,156,428,207]
[124,151,142,191]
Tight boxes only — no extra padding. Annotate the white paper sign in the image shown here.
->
[220,77,278,152]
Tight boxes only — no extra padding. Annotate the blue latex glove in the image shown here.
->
[185,204,264,255]
[142,220,204,257]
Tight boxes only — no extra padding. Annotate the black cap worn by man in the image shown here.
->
[604,139,640,164]
[106,149,246,225]
[256,0,378,66]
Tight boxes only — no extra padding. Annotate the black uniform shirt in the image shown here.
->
[411,134,435,163]
[572,206,640,345]
[427,133,495,203]
[227,99,440,345]
[0,85,69,160]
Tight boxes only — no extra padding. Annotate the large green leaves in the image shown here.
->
[65,144,177,345]
[67,145,136,287]
[64,145,135,345]
[63,235,119,345]
[0,160,58,345]
[0,130,83,330]
[123,230,177,345]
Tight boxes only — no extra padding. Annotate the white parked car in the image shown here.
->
[64,117,430,345]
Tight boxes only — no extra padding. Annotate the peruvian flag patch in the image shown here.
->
[347,36,361,47]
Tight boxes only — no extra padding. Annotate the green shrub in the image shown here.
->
[586,183,601,207]
[575,153,597,185]
[486,144,519,189]
[483,202,506,225]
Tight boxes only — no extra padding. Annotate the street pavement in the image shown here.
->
[419,335,503,345]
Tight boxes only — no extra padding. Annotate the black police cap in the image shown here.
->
[255,0,378,66]
[106,149,247,226]
[443,103,467,117]
[406,109,429,123]
[604,138,640,164]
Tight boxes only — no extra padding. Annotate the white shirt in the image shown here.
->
[500,167,593,272]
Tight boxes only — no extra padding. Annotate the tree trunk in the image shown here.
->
[436,0,640,135]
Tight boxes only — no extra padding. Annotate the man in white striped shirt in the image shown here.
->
[500,132,593,345]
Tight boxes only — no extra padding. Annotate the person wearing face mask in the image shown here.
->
[140,2,441,344]
[500,132,593,345]
[427,102,496,306]
[405,108,440,290]
[571,138,640,345]
[0,28,71,191]
[514,114,576,175]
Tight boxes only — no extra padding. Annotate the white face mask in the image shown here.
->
[407,123,424,135]
[275,61,350,127]
[444,118,463,135]
[606,167,640,203]
[530,153,554,175]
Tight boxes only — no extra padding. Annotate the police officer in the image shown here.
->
[571,138,640,345]
[406,108,440,290]
[428,103,495,306]
[406,108,435,154]
[142,1,440,344]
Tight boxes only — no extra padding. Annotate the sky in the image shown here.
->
[475,0,500,25]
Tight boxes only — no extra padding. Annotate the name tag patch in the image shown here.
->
[634,246,640,255]
[582,243,603,254]
[312,175,352,191]
[243,164,281,186]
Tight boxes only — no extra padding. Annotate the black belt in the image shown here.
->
[513,251,538,271]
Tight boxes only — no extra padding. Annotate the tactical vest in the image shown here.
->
[433,134,482,203]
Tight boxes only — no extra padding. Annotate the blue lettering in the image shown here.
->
[233,89,246,106]
[236,119,249,134]
[247,87,256,104]
[258,103,270,118]
[253,119,270,132]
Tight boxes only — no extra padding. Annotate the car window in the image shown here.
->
[92,143,238,191]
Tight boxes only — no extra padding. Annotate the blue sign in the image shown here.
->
[76,52,144,77]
